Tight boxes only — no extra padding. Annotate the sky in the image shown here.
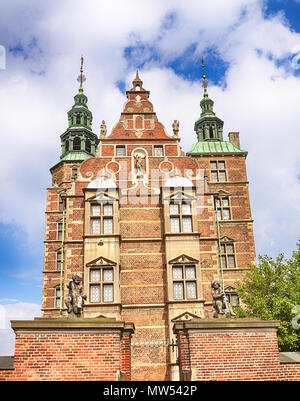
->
[0,0,300,354]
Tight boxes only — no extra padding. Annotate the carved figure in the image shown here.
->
[135,154,143,172]
[65,273,87,317]
[172,120,179,137]
[100,120,107,137]
[211,279,236,318]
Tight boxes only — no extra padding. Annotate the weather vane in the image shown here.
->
[77,55,86,90]
[201,57,208,92]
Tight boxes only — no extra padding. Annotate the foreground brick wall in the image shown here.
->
[0,317,134,381]
[174,319,300,381]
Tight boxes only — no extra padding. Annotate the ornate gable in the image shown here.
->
[86,256,117,267]
[171,311,201,322]
[169,254,199,265]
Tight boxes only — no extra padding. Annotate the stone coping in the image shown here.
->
[10,316,135,333]
[279,352,300,364]
[173,318,280,332]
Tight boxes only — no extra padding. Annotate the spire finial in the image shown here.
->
[201,57,208,93]
[77,55,86,91]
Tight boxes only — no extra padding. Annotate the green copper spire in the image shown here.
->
[194,58,224,142]
[60,56,98,161]
[187,59,247,156]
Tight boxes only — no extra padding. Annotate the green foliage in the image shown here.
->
[234,242,300,351]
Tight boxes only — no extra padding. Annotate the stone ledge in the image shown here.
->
[173,318,280,332]
[11,316,135,333]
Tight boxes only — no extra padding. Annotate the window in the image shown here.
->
[55,287,61,309]
[116,146,126,156]
[72,166,78,180]
[90,203,114,235]
[84,116,87,125]
[154,146,163,157]
[58,195,66,212]
[57,221,63,241]
[172,265,197,300]
[225,291,239,307]
[76,114,81,125]
[220,242,236,268]
[57,250,62,271]
[73,137,81,151]
[210,161,227,182]
[89,267,114,303]
[170,202,192,233]
[85,139,91,153]
[65,140,69,152]
[215,197,231,220]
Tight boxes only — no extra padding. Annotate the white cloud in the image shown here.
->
[0,302,41,355]
[0,0,299,262]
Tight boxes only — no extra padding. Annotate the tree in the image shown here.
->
[234,242,300,351]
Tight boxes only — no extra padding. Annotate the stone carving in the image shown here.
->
[211,279,236,318]
[100,120,107,137]
[65,274,87,317]
[172,120,179,137]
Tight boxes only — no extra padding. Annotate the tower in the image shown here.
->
[42,61,256,381]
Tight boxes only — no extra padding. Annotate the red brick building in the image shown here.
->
[39,69,256,381]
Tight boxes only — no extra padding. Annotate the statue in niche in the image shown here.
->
[211,279,236,318]
[100,120,107,137]
[65,273,87,317]
[172,120,179,137]
[134,153,145,179]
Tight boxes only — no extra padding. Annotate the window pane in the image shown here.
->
[169,203,179,215]
[220,244,226,254]
[154,146,163,156]
[173,282,184,299]
[211,171,218,182]
[56,288,61,297]
[103,284,114,302]
[90,285,100,302]
[186,282,197,299]
[215,199,221,207]
[103,268,114,282]
[90,269,100,282]
[218,161,225,170]
[172,266,183,279]
[103,204,113,216]
[210,162,217,170]
[58,231,62,241]
[222,209,231,220]
[103,218,113,234]
[217,210,222,221]
[91,219,101,234]
[221,255,227,268]
[181,203,191,215]
[222,198,229,207]
[185,266,196,279]
[228,256,236,268]
[116,146,125,156]
[182,216,192,232]
[91,204,100,216]
[56,297,61,308]
[170,217,180,233]
[231,294,239,306]
[227,244,234,254]
[219,171,227,182]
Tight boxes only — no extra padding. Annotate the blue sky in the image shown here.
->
[0,0,300,353]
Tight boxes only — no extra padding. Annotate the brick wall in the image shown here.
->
[0,317,134,381]
[174,319,300,381]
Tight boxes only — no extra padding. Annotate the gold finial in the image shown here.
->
[77,55,86,90]
[201,57,208,92]
[201,57,206,80]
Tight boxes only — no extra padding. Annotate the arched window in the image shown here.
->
[84,116,87,126]
[76,114,81,125]
[73,137,81,151]
[85,139,91,153]
[209,126,214,139]
[65,140,69,152]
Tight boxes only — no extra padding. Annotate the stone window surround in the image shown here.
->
[210,160,227,182]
